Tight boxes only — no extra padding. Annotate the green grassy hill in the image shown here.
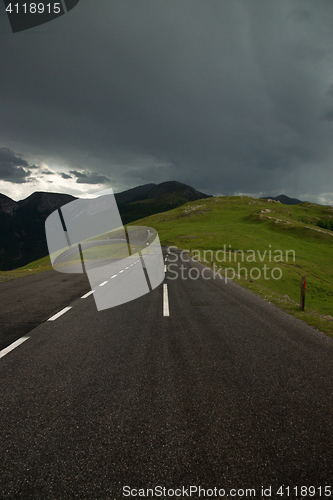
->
[3,195,332,336]
[0,254,51,283]
[130,195,333,336]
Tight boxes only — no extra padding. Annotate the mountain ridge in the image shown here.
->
[0,181,211,270]
[114,183,156,205]
[18,192,77,213]
[0,193,18,215]
[260,194,303,205]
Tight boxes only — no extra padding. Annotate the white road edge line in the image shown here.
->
[81,290,94,299]
[48,306,72,321]
[99,281,108,287]
[163,283,170,317]
[0,336,30,359]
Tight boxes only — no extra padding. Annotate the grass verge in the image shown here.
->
[0,255,52,283]
[130,195,333,337]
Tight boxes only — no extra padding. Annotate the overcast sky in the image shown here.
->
[1,0,333,203]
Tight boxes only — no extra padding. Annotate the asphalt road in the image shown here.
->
[0,248,332,499]
[52,239,127,266]
[0,270,90,351]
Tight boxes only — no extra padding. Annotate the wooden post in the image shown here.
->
[300,276,306,311]
[211,255,213,266]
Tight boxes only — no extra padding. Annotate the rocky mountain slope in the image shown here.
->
[0,181,211,270]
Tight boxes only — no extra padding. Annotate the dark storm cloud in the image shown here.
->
[288,7,311,22]
[60,172,72,179]
[1,1,333,201]
[323,110,333,122]
[70,170,110,185]
[70,170,87,179]
[0,147,32,183]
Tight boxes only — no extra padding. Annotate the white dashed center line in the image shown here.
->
[81,290,94,298]
[48,306,72,321]
[0,336,30,359]
[164,265,167,272]
[163,284,170,317]
[111,274,117,278]
[99,281,108,287]
[119,270,124,273]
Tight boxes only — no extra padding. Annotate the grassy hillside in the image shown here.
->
[130,196,333,336]
[3,195,332,336]
[0,254,51,283]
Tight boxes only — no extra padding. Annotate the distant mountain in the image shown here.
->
[0,193,18,215]
[143,181,210,201]
[0,181,211,270]
[118,181,212,224]
[114,183,156,205]
[18,192,76,213]
[0,192,77,271]
[260,194,303,205]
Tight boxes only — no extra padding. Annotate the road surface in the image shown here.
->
[0,248,332,499]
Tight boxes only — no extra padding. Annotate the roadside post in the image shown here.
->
[300,276,306,311]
